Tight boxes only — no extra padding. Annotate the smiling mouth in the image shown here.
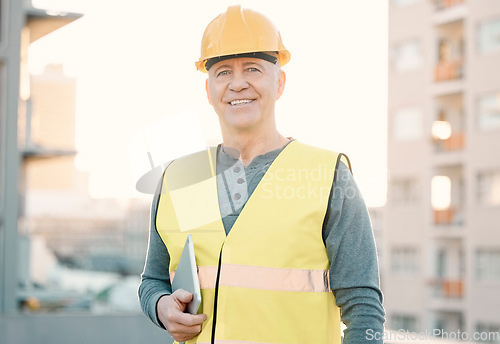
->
[229,99,254,106]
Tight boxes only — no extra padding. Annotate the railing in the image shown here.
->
[430,278,464,298]
[433,207,463,225]
[435,60,463,82]
[434,132,465,152]
[432,0,465,10]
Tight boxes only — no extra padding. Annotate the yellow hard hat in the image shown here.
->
[195,5,291,73]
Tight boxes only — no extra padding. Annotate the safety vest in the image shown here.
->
[156,140,349,344]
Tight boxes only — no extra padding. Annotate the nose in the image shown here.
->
[228,71,249,92]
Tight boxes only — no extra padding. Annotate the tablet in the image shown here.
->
[171,234,202,314]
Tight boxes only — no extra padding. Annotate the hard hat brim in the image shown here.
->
[196,49,291,73]
[203,52,278,72]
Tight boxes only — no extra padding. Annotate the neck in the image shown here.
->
[221,128,289,166]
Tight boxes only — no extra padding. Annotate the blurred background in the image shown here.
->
[0,0,499,343]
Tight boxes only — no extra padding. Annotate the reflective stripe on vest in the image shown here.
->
[157,140,349,344]
[171,264,330,292]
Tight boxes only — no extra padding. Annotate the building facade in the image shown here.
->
[0,0,81,313]
[386,0,500,340]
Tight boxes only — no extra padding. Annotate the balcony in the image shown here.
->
[433,131,465,152]
[428,243,465,310]
[431,170,464,226]
[434,20,464,87]
[430,278,464,298]
[432,96,464,156]
[428,279,465,312]
[435,60,463,82]
[433,207,463,226]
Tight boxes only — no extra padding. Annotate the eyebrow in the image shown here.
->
[212,64,232,75]
[212,60,265,75]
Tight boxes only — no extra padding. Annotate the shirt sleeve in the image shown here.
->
[323,160,386,344]
[137,177,172,329]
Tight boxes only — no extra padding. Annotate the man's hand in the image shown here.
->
[157,290,207,342]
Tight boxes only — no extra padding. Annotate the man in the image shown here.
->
[139,5,385,344]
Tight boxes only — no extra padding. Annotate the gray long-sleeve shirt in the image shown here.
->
[138,143,385,344]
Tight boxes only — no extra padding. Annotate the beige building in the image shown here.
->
[24,64,79,192]
[386,0,500,339]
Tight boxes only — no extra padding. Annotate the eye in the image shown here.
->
[247,67,260,73]
[217,70,230,77]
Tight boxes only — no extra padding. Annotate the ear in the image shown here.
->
[205,79,212,105]
[276,70,286,100]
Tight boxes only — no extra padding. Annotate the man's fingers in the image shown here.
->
[167,315,207,342]
[173,312,207,327]
[168,322,203,339]
[157,293,207,342]
[171,289,194,304]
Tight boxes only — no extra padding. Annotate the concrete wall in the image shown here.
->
[0,314,173,344]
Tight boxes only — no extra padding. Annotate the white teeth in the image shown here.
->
[230,99,252,105]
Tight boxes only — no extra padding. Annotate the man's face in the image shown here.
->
[205,57,286,133]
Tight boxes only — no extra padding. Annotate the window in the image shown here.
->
[391,247,418,276]
[392,107,423,141]
[436,248,446,277]
[477,170,500,206]
[476,249,500,282]
[477,92,500,131]
[392,40,423,72]
[478,19,500,54]
[391,314,418,332]
[391,178,419,204]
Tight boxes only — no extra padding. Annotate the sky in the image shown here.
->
[29,0,388,206]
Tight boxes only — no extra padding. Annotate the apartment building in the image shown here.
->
[0,0,81,313]
[386,0,500,339]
